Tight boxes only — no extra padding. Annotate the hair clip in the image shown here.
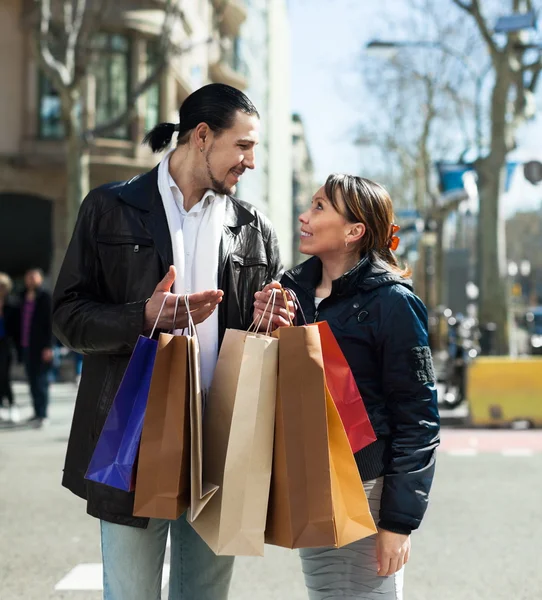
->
[387,223,400,251]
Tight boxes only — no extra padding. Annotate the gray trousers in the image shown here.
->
[299,478,404,600]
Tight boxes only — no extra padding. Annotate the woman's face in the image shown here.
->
[298,186,356,257]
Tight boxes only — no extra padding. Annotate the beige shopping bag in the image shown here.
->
[186,301,219,522]
[189,326,278,556]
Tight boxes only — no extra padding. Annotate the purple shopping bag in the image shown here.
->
[85,295,174,491]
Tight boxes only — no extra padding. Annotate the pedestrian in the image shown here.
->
[17,268,53,427]
[53,83,282,600]
[254,174,440,600]
[0,272,18,421]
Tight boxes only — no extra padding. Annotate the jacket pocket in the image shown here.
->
[231,253,268,267]
[96,234,153,246]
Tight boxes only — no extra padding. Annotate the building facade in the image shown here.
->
[291,114,314,266]
[236,0,293,267]
[0,0,250,281]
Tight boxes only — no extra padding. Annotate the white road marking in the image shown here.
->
[501,448,534,457]
[447,449,479,457]
[54,563,170,591]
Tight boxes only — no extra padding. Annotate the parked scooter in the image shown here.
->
[442,313,480,408]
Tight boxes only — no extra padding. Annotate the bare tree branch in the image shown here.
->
[73,0,108,87]
[528,62,542,93]
[38,0,71,88]
[63,0,72,37]
[65,0,87,85]
[451,0,499,60]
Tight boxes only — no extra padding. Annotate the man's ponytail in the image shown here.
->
[142,122,179,153]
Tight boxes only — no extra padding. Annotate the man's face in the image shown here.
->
[204,111,260,195]
[25,270,43,290]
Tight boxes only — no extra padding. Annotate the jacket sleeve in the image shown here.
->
[52,192,146,355]
[378,289,440,534]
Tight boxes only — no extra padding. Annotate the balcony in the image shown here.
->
[209,38,248,90]
[212,0,248,37]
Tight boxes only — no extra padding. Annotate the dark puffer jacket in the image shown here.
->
[281,255,440,534]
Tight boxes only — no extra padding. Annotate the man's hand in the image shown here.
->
[253,282,295,332]
[376,529,411,577]
[42,348,54,363]
[144,266,223,334]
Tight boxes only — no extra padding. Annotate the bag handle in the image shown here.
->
[283,287,308,326]
[149,293,171,339]
[169,294,182,334]
[279,287,295,327]
[248,288,278,335]
[184,294,197,338]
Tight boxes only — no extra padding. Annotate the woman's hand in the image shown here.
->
[376,528,411,577]
[253,282,295,331]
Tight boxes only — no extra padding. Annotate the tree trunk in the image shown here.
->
[475,63,510,354]
[64,90,89,244]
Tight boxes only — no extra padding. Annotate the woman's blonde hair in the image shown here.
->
[0,272,13,295]
[324,174,412,278]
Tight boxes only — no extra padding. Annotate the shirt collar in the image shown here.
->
[167,170,216,214]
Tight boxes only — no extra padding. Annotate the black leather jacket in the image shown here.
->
[53,166,282,527]
[281,256,440,534]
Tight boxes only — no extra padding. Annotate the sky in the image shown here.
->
[289,0,542,215]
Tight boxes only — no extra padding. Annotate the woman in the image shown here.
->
[0,272,17,416]
[254,174,440,599]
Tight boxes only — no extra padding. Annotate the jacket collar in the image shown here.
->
[285,255,411,296]
[117,165,255,272]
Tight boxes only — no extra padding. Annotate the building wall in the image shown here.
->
[267,0,293,268]
[0,0,24,154]
[291,114,315,266]
[236,0,270,213]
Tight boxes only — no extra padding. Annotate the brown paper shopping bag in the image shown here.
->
[266,324,376,549]
[133,332,190,519]
[189,328,278,556]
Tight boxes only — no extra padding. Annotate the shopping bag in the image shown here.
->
[315,321,376,453]
[133,330,190,519]
[325,384,377,546]
[85,296,171,491]
[265,323,376,549]
[187,310,219,522]
[189,295,278,556]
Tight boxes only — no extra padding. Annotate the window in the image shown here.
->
[93,33,131,139]
[144,41,161,134]
[38,72,63,139]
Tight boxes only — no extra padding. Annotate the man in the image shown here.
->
[17,268,53,427]
[53,83,282,600]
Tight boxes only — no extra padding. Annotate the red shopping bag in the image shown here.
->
[313,321,376,453]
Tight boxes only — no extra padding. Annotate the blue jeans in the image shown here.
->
[101,514,235,600]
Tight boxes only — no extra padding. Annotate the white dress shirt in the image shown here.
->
[167,171,216,295]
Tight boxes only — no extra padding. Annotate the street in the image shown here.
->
[1,383,541,600]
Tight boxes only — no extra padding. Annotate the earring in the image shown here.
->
[200,147,204,153]
[345,240,349,249]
